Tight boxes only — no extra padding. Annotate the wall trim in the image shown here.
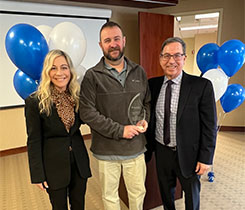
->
[1,128,244,157]
[83,134,92,140]
[219,126,245,132]
[0,134,92,157]
[0,146,27,157]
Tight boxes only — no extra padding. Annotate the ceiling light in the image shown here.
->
[180,25,218,31]
[176,16,181,22]
[195,12,219,19]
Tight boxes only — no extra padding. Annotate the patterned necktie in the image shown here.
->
[164,80,173,145]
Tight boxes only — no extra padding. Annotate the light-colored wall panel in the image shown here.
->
[0,107,27,150]
[182,37,195,75]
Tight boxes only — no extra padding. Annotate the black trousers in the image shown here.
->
[155,141,200,210]
[46,151,88,210]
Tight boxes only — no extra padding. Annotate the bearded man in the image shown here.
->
[79,21,151,210]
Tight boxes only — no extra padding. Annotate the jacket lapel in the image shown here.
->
[152,76,164,107]
[177,72,192,123]
[69,113,80,135]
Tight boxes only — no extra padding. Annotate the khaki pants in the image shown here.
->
[97,154,146,210]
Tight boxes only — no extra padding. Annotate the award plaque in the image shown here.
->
[128,93,146,130]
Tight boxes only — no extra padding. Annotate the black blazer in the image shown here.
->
[146,71,217,178]
[25,95,91,190]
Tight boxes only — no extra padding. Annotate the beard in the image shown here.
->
[103,46,124,61]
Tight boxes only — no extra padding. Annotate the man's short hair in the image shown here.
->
[160,37,186,55]
[99,21,124,40]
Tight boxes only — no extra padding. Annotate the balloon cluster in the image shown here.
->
[5,22,87,100]
[5,23,49,99]
[197,39,245,113]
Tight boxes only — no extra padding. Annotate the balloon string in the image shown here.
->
[210,111,226,173]
[208,109,229,175]
[217,110,226,133]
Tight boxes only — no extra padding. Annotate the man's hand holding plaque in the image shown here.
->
[122,93,148,139]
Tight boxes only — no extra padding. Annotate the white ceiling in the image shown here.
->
[174,14,219,38]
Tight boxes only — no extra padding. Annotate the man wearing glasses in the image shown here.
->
[146,37,217,210]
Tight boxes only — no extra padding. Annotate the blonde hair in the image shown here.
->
[36,49,80,115]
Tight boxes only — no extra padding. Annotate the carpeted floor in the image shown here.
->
[151,131,245,210]
[0,139,128,210]
[0,131,244,210]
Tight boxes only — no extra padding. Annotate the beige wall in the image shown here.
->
[182,37,195,75]
[0,107,27,150]
[1,0,244,151]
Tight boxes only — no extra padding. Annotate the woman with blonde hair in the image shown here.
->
[25,49,91,210]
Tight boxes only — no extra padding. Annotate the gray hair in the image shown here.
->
[160,37,186,55]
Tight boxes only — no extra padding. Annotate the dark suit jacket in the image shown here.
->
[146,71,217,178]
[25,95,91,190]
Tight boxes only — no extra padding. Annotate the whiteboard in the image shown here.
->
[0,1,111,109]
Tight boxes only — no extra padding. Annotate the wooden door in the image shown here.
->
[139,12,174,79]
[139,11,183,210]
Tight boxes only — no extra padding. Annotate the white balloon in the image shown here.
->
[76,65,87,84]
[48,22,87,67]
[203,68,229,102]
[36,25,52,43]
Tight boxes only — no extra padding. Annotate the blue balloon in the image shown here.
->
[13,69,38,100]
[220,84,245,113]
[218,39,245,77]
[196,43,219,74]
[5,23,49,80]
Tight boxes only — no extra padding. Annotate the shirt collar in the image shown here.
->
[104,59,127,72]
[164,70,183,85]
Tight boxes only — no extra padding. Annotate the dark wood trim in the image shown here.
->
[219,126,245,132]
[59,0,178,8]
[83,134,92,140]
[0,146,27,157]
[0,104,24,110]
[0,134,92,157]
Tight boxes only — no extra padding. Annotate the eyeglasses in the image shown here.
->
[160,53,185,61]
